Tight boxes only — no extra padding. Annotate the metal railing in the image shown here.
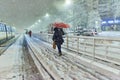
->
[39,33,120,66]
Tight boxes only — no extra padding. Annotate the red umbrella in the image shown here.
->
[52,22,70,28]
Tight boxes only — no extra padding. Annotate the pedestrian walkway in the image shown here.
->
[0,35,24,80]
[25,34,120,80]
[0,34,120,80]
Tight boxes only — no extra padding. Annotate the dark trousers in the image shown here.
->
[56,43,61,53]
[29,34,31,37]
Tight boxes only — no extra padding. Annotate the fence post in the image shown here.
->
[93,38,95,61]
[77,37,79,52]
[105,46,108,59]
[66,36,68,49]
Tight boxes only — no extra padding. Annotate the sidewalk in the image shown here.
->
[0,35,24,80]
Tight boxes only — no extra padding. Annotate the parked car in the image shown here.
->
[82,29,97,36]
[74,28,97,36]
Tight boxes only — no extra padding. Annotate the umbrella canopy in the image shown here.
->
[52,22,70,28]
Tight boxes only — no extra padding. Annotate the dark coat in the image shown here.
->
[52,28,64,44]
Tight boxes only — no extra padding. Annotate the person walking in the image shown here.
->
[52,28,64,56]
[28,30,32,37]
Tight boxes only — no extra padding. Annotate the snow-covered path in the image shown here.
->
[0,34,120,80]
[0,35,24,80]
[25,35,120,80]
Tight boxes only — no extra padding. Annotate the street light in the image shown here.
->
[45,13,50,18]
[65,0,72,5]
[38,19,41,22]
[64,0,73,8]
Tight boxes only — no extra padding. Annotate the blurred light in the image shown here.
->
[102,21,106,24]
[114,20,119,23]
[108,20,114,24]
[45,13,50,18]
[38,19,41,22]
[65,0,72,6]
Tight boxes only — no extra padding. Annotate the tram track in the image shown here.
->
[0,36,19,55]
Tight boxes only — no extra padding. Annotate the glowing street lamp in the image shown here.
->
[64,0,73,7]
[45,13,50,18]
[65,0,72,5]
[38,19,41,22]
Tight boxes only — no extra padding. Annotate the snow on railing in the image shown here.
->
[39,33,120,66]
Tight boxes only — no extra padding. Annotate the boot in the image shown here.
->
[59,52,62,56]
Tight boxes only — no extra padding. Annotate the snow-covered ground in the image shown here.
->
[34,33,120,79]
[98,31,120,37]
[26,34,120,80]
[25,35,100,80]
[1,34,120,80]
[0,35,24,80]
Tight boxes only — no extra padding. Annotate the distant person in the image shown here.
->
[52,28,64,56]
[28,30,32,37]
